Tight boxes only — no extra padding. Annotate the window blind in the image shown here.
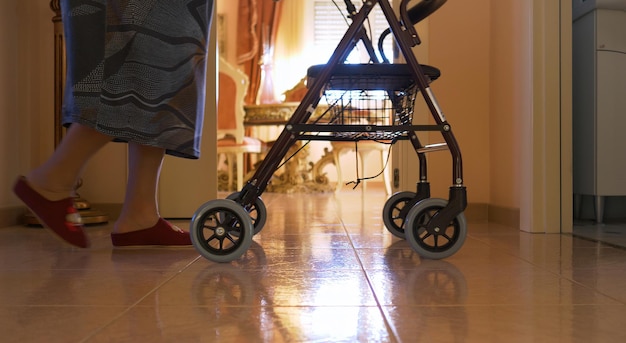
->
[313,0,393,63]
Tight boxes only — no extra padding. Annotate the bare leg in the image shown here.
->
[112,142,165,234]
[26,123,112,200]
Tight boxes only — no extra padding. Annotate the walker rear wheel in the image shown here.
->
[190,199,254,263]
[382,191,417,239]
[226,192,267,235]
[405,198,467,259]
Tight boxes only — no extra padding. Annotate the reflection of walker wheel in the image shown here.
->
[405,198,467,260]
[190,199,254,263]
[382,191,417,239]
[407,260,468,304]
[192,264,255,308]
[190,264,256,331]
[226,192,267,235]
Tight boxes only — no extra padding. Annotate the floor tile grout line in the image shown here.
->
[334,201,402,343]
[78,255,203,342]
[569,232,626,251]
[467,234,626,306]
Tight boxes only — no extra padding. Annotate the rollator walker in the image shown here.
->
[190,0,468,262]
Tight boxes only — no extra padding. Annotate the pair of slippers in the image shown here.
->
[12,177,191,248]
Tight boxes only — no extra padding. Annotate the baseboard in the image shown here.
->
[0,203,122,229]
[0,206,26,228]
[412,202,518,229]
[464,203,489,222]
[488,204,520,229]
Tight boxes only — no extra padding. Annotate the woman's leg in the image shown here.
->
[26,123,112,200]
[112,142,164,234]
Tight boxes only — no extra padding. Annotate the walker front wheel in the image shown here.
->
[190,199,254,263]
[405,198,467,260]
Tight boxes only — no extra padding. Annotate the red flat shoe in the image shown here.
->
[111,218,191,247]
[12,176,89,248]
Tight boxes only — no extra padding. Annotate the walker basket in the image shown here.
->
[301,63,439,142]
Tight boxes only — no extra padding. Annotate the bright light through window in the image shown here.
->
[313,0,394,64]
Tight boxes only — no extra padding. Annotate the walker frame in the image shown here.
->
[190,0,468,262]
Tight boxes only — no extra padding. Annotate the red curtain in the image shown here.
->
[237,0,283,104]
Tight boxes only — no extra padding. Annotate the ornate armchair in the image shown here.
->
[217,57,263,191]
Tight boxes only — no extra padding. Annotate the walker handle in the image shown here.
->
[406,0,448,25]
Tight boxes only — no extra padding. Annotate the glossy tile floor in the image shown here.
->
[573,220,626,248]
[3,186,626,342]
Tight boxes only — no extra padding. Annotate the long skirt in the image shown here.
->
[61,0,215,159]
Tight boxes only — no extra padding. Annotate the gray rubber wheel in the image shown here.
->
[226,192,267,235]
[190,199,254,263]
[382,191,417,239]
[405,198,467,259]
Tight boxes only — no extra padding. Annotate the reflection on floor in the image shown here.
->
[3,184,626,342]
[573,220,626,249]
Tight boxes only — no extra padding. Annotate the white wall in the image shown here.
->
[1,1,55,212]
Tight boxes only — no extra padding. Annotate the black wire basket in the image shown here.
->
[301,63,438,141]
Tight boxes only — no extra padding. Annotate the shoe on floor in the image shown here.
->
[13,176,89,248]
[111,218,192,247]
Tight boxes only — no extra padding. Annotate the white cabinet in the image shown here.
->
[573,7,626,222]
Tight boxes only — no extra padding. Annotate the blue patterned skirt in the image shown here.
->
[61,0,214,159]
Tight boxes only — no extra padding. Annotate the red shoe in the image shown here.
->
[13,176,89,248]
[111,218,191,247]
